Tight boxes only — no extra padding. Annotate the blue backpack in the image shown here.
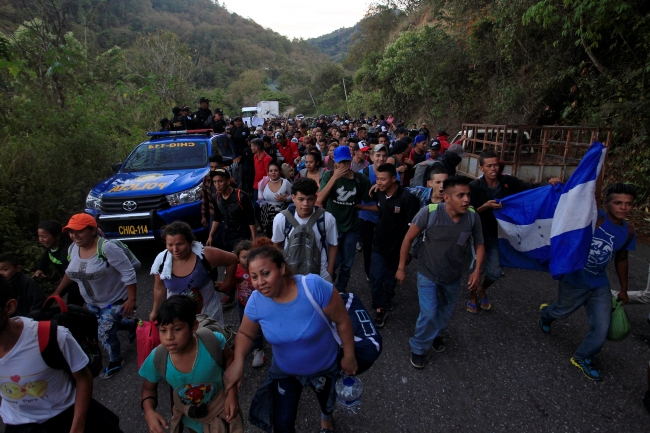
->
[302,277,382,375]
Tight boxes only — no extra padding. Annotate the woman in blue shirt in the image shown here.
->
[224,245,357,433]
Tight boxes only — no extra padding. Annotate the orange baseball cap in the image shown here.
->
[62,213,97,232]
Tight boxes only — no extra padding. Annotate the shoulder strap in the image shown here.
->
[153,343,168,380]
[236,189,243,210]
[362,166,369,178]
[195,328,224,367]
[300,276,341,346]
[282,209,301,229]
[595,215,605,229]
[158,251,168,274]
[306,207,325,229]
[38,320,69,371]
[67,243,74,262]
[200,253,212,274]
[97,237,107,261]
[467,206,476,226]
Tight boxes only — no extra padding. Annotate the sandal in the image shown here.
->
[467,301,478,314]
[478,293,491,311]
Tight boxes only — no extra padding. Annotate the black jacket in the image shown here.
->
[195,108,213,126]
[469,174,539,238]
[230,125,250,153]
[170,115,187,131]
[208,119,227,134]
[9,272,45,317]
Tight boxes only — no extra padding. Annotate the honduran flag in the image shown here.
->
[493,141,607,278]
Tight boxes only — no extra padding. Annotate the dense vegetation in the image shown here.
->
[306,25,359,62]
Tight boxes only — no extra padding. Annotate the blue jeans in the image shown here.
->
[540,280,611,359]
[369,251,397,309]
[409,273,461,355]
[471,237,502,282]
[238,301,264,351]
[334,231,358,292]
[87,303,135,362]
[272,374,335,433]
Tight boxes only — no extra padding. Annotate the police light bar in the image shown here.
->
[147,129,212,137]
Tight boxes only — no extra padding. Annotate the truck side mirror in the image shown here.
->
[112,162,122,173]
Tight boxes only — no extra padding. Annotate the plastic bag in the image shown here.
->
[136,320,161,368]
[606,298,632,342]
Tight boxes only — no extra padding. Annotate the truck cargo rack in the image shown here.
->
[456,124,611,183]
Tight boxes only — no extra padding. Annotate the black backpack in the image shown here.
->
[30,296,103,377]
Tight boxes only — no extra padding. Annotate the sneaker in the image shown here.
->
[538,303,551,334]
[570,357,602,381]
[410,352,425,369]
[101,358,124,379]
[374,309,386,328]
[252,349,265,368]
[432,337,445,353]
[356,242,362,252]
[221,294,236,309]
[385,299,394,312]
[128,321,137,343]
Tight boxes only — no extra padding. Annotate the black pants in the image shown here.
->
[359,219,376,278]
[5,398,122,433]
[272,375,334,433]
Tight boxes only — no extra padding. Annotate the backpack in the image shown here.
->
[410,160,440,188]
[410,203,476,259]
[152,314,233,379]
[68,237,141,271]
[32,296,103,377]
[217,188,243,211]
[282,206,327,275]
[301,277,382,375]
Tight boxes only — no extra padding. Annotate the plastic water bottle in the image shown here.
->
[335,375,363,413]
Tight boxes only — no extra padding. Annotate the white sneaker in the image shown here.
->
[252,349,265,368]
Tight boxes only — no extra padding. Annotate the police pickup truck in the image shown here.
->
[85,129,240,241]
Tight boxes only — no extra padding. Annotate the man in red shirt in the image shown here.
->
[437,130,451,154]
[276,132,299,167]
[252,138,271,201]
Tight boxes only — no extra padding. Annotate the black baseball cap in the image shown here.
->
[209,168,230,179]
[199,97,210,103]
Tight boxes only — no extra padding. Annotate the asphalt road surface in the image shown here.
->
[2,242,650,433]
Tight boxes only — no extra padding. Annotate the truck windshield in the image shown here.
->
[121,141,207,172]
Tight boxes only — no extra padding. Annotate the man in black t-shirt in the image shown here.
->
[369,163,419,327]
[208,168,256,308]
[208,169,256,249]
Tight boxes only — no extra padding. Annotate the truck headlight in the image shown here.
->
[86,192,102,210]
[166,185,202,207]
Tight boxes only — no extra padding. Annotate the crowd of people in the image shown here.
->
[1,104,649,432]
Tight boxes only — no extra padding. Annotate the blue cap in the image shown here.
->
[414,134,426,144]
[333,146,352,163]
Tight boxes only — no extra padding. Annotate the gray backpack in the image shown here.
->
[68,237,141,271]
[281,207,327,275]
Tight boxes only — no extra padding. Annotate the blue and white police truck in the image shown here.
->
[84,129,240,241]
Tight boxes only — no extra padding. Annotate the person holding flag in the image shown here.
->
[468,151,560,313]
[539,183,636,381]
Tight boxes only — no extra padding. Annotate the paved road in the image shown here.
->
[3,242,650,432]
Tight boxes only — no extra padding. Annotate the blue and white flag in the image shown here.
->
[493,142,607,278]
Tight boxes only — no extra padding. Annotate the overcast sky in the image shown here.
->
[225,1,370,39]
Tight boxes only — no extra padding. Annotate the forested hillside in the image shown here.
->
[333,0,650,216]
[307,25,359,62]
